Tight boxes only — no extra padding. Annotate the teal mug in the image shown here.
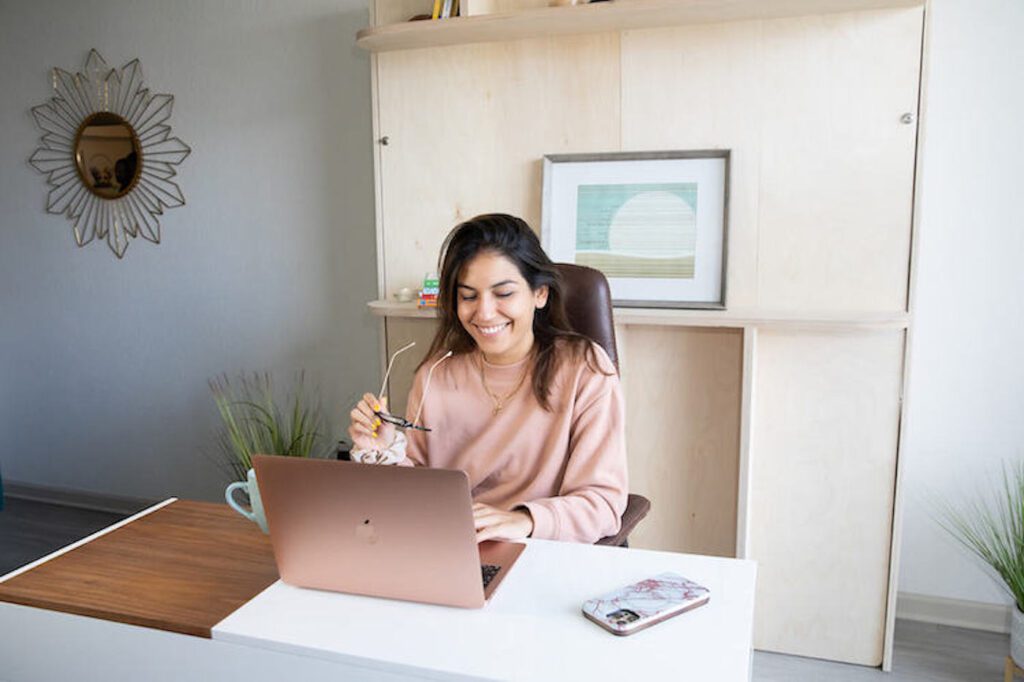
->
[225,468,268,534]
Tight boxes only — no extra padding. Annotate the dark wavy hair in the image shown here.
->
[421,213,605,410]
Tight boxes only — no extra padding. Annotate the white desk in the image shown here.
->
[216,538,756,680]
[0,502,756,681]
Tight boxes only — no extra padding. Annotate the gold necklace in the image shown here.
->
[478,353,531,415]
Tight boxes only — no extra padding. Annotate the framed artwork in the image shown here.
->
[541,150,729,309]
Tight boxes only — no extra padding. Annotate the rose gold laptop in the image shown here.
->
[252,455,525,609]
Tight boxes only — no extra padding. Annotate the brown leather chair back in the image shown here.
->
[555,263,648,546]
[555,263,618,372]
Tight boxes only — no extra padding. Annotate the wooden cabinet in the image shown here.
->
[359,0,924,667]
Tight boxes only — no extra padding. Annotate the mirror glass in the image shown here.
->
[74,112,141,200]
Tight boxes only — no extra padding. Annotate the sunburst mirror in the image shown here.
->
[29,50,191,258]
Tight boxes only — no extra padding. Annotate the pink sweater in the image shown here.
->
[401,342,628,543]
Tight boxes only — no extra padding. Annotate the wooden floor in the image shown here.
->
[0,496,1010,679]
[754,621,1008,680]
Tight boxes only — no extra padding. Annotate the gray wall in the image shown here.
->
[0,0,380,501]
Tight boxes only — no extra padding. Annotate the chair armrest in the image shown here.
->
[596,494,651,547]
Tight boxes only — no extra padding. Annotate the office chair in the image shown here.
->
[556,263,651,547]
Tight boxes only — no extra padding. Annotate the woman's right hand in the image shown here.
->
[347,393,397,452]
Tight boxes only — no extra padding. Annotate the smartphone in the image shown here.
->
[582,572,710,636]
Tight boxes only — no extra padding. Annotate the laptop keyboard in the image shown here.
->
[481,564,501,588]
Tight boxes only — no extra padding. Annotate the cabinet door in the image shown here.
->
[749,329,905,665]
[374,34,622,295]
[622,8,923,313]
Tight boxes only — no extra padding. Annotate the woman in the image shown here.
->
[348,214,627,544]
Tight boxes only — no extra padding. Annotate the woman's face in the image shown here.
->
[456,250,548,365]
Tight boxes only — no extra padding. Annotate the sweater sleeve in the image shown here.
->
[522,348,629,543]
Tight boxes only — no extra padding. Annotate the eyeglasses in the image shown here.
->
[375,342,452,432]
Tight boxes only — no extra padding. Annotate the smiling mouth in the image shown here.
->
[475,322,510,337]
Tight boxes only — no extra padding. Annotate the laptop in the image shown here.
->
[252,454,526,609]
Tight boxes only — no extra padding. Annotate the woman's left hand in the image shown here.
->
[472,503,534,543]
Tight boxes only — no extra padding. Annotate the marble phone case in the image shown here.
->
[582,572,710,636]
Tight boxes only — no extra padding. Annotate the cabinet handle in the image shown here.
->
[378,136,390,146]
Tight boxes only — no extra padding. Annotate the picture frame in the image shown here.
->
[541,150,730,309]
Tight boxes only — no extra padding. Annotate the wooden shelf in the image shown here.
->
[356,0,923,53]
[368,300,440,319]
[368,300,909,330]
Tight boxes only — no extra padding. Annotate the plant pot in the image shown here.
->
[1012,606,1024,669]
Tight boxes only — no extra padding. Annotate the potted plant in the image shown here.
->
[211,372,331,531]
[210,371,330,479]
[937,462,1024,667]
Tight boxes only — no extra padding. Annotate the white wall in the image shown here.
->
[0,0,380,501]
[899,0,1024,606]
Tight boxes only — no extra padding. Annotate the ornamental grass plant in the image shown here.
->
[210,371,330,482]
[937,462,1024,611]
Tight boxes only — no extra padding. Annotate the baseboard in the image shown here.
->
[3,480,157,516]
[897,591,1012,634]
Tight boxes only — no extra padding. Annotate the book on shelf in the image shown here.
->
[430,0,461,21]
[418,273,440,308]
[439,0,461,18]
